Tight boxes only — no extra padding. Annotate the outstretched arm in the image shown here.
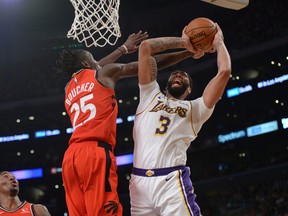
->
[98,31,148,67]
[138,37,197,85]
[98,49,198,89]
[202,23,231,109]
[155,50,193,70]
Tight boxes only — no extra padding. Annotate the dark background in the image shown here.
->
[0,0,287,215]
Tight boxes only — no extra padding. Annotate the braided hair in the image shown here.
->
[57,49,90,77]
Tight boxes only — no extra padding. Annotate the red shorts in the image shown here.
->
[62,142,123,216]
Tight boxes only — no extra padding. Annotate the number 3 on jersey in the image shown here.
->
[155,115,171,135]
[70,93,96,129]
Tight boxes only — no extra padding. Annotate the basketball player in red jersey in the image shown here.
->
[0,171,51,216]
[58,31,201,216]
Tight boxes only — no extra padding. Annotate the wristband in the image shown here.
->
[121,45,128,54]
[117,47,124,55]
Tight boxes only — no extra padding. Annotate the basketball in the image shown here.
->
[185,17,217,52]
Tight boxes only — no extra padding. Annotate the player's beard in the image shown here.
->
[167,81,189,98]
[9,188,19,196]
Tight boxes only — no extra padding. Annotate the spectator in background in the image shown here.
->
[0,171,51,216]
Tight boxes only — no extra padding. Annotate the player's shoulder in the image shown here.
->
[190,97,203,104]
[32,204,51,216]
[139,80,160,92]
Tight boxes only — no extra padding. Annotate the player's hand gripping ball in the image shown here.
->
[185,17,217,53]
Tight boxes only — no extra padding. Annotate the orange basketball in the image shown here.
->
[185,17,217,52]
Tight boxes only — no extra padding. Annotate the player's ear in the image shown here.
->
[164,86,168,95]
[82,61,90,68]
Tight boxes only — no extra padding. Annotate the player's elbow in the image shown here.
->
[218,67,231,81]
[139,40,153,55]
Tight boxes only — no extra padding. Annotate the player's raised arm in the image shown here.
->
[202,23,231,109]
[98,48,199,89]
[98,31,149,67]
[138,37,197,85]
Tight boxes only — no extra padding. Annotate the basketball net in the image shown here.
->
[67,0,121,48]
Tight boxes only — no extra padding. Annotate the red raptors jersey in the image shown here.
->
[65,69,118,148]
[0,201,34,215]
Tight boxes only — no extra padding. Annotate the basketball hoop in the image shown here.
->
[67,0,121,48]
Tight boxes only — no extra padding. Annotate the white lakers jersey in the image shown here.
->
[133,81,214,168]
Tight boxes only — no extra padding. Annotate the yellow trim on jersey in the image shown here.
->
[189,101,197,137]
[135,92,162,116]
[177,171,193,216]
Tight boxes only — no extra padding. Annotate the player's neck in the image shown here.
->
[166,93,185,101]
[0,195,22,211]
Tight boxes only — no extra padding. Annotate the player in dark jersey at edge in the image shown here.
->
[57,31,201,216]
[0,171,51,216]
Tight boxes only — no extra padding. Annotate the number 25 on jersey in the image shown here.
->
[70,93,96,129]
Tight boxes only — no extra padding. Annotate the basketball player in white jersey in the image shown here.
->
[129,23,231,216]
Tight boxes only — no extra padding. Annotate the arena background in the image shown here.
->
[0,0,287,215]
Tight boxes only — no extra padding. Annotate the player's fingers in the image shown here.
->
[182,27,189,39]
[134,33,149,43]
[182,26,187,35]
[207,48,216,53]
[132,31,145,39]
[134,30,143,37]
[129,33,136,38]
[192,52,202,59]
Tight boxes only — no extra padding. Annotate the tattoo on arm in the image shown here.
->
[143,37,186,82]
[148,57,157,81]
[150,38,185,53]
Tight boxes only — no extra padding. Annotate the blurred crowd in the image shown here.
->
[199,177,288,216]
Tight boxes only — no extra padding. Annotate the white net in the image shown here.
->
[67,0,121,48]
